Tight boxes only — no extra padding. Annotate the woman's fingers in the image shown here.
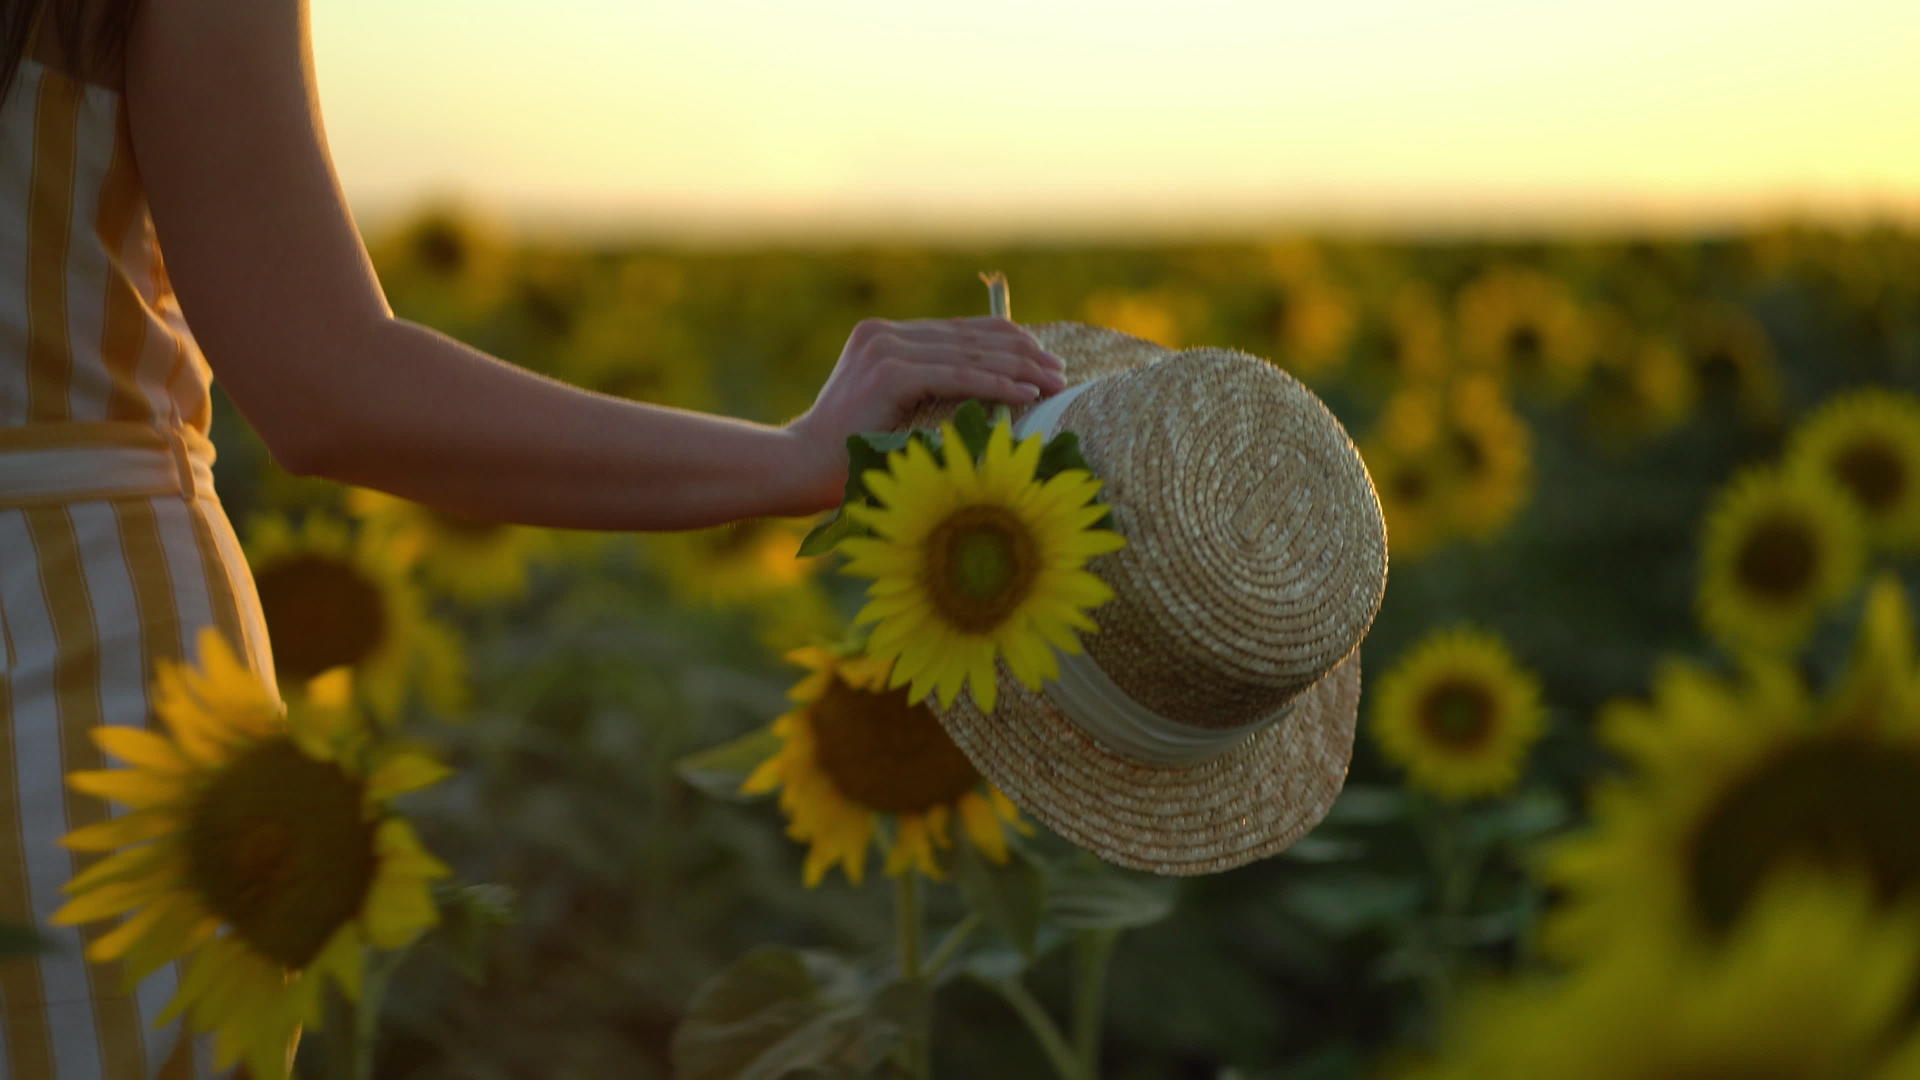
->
[865,336,1066,395]
[861,317,1064,369]
[879,356,1047,409]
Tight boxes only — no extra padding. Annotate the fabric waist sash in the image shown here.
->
[0,422,215,509]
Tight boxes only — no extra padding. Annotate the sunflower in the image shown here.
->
[1371,627,1546,801]
[1537,642,1920,962]
[739,646,1032,886]
[1684,303,1784,424]
[246,514,465,720]
[748,580,846,656]
[1696,466,1867,656]
[647,516,823,610]
[1454,266,1593,398]
[1082,287,1206,349]
[1828,572,1920,730]
[1436,377,1532,540]
[1409,874,1920,1080]
[1579,315,1696,450]
[1349,282,1450,395]
[839,419,1126,714]
[1360,434,1454,561]
[51,629,451,1080]
[1786,388,1920,550]
[364,202,513,341]
[347,488,551,606]
[549,261,714,413]
[1256,244,1356,381]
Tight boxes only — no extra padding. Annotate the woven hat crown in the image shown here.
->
[1042,337,1386,737]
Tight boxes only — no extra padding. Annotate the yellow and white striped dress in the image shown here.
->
[2,49,277,1080]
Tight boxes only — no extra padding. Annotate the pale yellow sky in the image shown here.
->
[310,0,1920,240]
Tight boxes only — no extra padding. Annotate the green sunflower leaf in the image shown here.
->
[796,512,861,559]
[797,430,915,557]
[428,882,516,984]
[948,399,995,463]
[952,838,1046,962]
[1032,429,1090,481]
[1031,429,1113,529]
[670,946,907,1080]
[1042,859,1178,931]
[675,726,783,802]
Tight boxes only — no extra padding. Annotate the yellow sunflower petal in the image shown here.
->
[66,768,188,810]
[59,810,181,852]
[373,819,453,880]
[60,840,173,896]
[958,792,1010,863]
[365,750,453,804]
[118,899,220,984]
[89,726,192,774]
[360,869,440,950]
[51,874,172,925]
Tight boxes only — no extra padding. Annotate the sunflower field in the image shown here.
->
[87,208,1920,1077]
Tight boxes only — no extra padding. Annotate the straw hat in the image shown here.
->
[900,322,1388,875]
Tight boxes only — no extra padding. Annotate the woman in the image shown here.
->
[0,0,1068,1075]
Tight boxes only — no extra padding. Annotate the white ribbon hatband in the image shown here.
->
[1009,380,1278,765]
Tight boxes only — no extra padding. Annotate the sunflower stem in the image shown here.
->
[985,977,1081,1080]
[1413,795,1486,1031]
[322,948,401,1080]
[895,872,932,1078]
[1069,928,1118,1077]
[924,912,983,978]
[981,271,1011,319]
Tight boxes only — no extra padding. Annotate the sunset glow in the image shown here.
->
[311,0,1920,239]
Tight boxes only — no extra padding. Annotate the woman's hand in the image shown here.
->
[783,316,1068,511]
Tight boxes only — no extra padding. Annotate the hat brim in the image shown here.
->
[935,649,1360,876]
[903,321,1364,875]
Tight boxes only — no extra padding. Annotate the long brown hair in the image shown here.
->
[1,0,137,102]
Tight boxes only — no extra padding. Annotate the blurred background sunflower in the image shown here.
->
[645,517,823,610]
[1695,466,1867,656]
[1538,596,1920,959]
[1454,265,1593,399]
[739,646,1030,886]
[347,487,553,607]
[245,514,466,719]
[1786,388,1920,550]
[1370,626,1546,802]
[1407,875,1920,1080]
[53,631,451,1080]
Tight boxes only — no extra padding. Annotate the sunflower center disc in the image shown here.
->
[1833,439,1906,514]
[1416,679,1497,751]
[186,739,378,970]
[1733,515,1817,601]
[1447,427,1487,476]
[1697,348,1741,396]
[924,505,1039,634]
[1505,323,1543,372]
[1686,736,1920,936]
[808,676,982,815]
[1392,465,1431,504]
[413,219,468,277]
[254,554,389,682]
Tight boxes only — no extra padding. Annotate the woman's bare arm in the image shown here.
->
[123,0,1065,530]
